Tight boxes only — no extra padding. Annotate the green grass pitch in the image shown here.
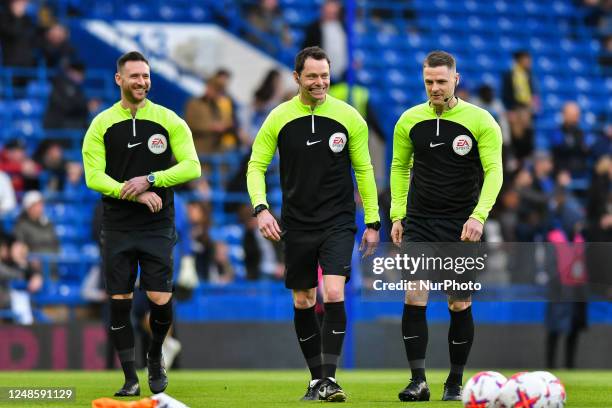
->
[0,370,610,407]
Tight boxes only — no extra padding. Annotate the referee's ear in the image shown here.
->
[293,71,300,85]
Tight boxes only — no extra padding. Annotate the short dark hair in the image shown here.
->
[214,68,231,78]
[116,51,149,72]
[513,50,530,61]
[294,46,330,75]
[423,50,456,71]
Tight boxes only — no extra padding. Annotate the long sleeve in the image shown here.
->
[246,111,279,207]
[82,117,124,198]
[470,112,503,224]
[389,117,414,222]
[152,115,201,187]
[348,115,380,224]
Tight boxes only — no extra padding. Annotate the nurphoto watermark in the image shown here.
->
[359,242,612,302]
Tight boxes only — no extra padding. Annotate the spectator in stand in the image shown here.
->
[0,139,41,192]
[13,190,59,256]
[214,69,246,145]
[302,0,347,79]
[0,170,17,215]
[496,186,521,242]
[0,0,40,85]
[506,167,548,283]
[591,124,612,161]
[472,84,511,149]
[4,239,43,324]
[585,155,612,297]
[43,61,96,130]
[237,204,283,281]
[34,140,66,192]
[41,22,76,69]
[184,70,241,154]
[186,201,234,283]
[545,171,587,370]
[501,50,539,160]
[245,0,292,56]
[599,35,612,68]
[533,150,556,195]
[0,235,44,323]
[246,69,285,139]
[550,102,591,176]
[582,0,611,28]
[63,161,89,196]
[0,236,21,317]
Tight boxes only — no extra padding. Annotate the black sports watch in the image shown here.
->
[146,172,156,187]
[252,204,268,217]
[366,221,381,231]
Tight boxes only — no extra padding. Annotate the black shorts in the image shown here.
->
[101,227,177,295]
[283,224,357,290]
[402,217,464,243]
[402,217,478,299]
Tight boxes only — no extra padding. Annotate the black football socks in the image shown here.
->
[148,299,173,359]
[294,305,322,380]
[321,301,346,379]
[110,298,137,382]
[447,306,474,385]
[402,304,428,381]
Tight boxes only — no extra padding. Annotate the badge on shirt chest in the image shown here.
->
[329,132,347,153]
[148,134,168,154]
[452,135,472,156]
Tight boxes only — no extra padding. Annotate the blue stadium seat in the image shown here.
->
[542,76,560,92]
[10,120,43,138]
[125,3,152,20]
[387,69,408,87]
[10,99,44,118]
[25,81,50,98]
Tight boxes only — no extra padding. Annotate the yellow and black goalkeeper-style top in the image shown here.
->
[247,94,379,230]
[390,98,503,224]
[82,100,200,230]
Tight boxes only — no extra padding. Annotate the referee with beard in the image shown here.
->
[82,51,200,397]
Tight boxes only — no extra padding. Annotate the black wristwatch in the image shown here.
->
[146,172,156,187]
[252,204,268,217]
[366,221,381,231]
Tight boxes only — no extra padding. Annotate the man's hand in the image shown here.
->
[136,191,163,213]
[461,217,483,242]
[121,176,150,200]
[257,209,281,241]
[359,228,379,257]
[391,220,403,247]
[28,273,43,293]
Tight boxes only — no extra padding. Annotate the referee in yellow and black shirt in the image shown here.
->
[247,47,380,402]
[82,51,200,397]
[390,50,503,402]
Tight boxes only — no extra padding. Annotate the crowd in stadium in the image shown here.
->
[0,0,610,327]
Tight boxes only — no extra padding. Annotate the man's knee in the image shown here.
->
[324,286,344,303]
[147,291,172,305]
[404,288,428,306]
[293,289,316,309]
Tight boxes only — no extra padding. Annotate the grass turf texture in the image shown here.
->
[0,370,609,407]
